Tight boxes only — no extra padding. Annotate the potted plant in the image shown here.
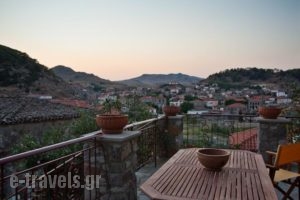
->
[163,96,180,116]
[96,99,128,134]
[258,104,282,119]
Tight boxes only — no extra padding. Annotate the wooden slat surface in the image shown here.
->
[140,148,278,200]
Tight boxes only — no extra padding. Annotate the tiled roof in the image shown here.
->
[0,97,80,125]
[50,99,91,109]
[226,103,246,109]
[229,128,258,151]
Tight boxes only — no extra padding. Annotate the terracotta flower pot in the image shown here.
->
[96,114,128,134]
[163,105,180,116]
[258,106,282,119]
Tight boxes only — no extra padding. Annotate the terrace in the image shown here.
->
[0,113,299,199]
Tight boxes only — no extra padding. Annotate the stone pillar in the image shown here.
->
[84,131,140,200]
[257,117,291,161]
[161,115,184,157]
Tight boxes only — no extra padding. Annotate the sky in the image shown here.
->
[0,0,299,81]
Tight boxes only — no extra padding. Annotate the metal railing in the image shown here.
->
[0,133,100,200]
[184,113,300,151]
[124,115,165,169]
[1,113,298,199]
[286,116,300,143]
[0,116,166,199]
[184,114,259,151]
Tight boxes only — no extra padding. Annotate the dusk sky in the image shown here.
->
[1,0,299,81]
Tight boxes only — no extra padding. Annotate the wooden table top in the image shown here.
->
[140,148,277,200]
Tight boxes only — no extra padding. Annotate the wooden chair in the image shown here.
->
[266,143,300,200]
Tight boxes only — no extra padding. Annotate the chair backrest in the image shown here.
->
[274,143,300,167]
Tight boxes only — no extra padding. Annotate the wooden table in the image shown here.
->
[140,148,277,200]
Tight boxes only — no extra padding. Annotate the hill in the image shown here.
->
[120,73,202,86]
[0,44,48,87]
[0,45,76,97]
[51,65,126,92]
[51,65,110,85]
[204,67,300,90]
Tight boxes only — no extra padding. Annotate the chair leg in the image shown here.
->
[298,178,300,200]
[282,177,300,200]
[275,184,293,200]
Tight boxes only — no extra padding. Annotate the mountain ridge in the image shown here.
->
[51,65,111,83]
[1,44,299,97]
[0,44,76,97]
[119,73,202,86]
[203,67,300,90]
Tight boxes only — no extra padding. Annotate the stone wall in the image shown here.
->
[84,131,140,200]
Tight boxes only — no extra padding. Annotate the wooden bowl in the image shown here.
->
[197,148,230,171]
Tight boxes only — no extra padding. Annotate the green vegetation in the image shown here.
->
[180,101,194,113]
[184,95,197,101]
[284,69,300,82]
[205,67,300,90]
[208,68,274,81]
[101,98,122,114]
[225,98,246,106]
[91,83,103,92]
[11,110,98,167]
[183,116,256,148]
[0,45,49,87]
[125,95,152,122]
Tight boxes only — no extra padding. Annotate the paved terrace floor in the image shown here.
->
[136,159,299,200]
[136,159,167,200]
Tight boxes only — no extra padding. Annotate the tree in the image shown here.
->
[125,96,152,122]
[184,95,196,101]
[180,102,194,113]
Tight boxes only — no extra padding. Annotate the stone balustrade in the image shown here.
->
[257,117,291,161]
[83,115,184,199]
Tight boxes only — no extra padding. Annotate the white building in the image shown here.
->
[205,99,218,108]
[276,97,292,105]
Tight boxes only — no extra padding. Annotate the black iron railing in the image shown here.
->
[0,133,100,200]
[0,116,166,199]
[184,113,300,151]
[184,114,258,151]
[124,115,165,169]
[1,113,299,199]
[286,116,300,143]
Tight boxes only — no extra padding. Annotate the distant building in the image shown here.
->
[39,95,53,100]
[51,99,91,109]
[271,90,287,97]
[187,110,209,115]
[226,103,247,114]
[203,99,218,108]
[247,95,271,112]
[148,107,157,115]
[276,96,292,105]
[97,94,117,104]
[140,96,165,107]
[27,94,52,100]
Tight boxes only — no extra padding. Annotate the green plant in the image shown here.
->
[11,110,98,168]
[11,127,75,168]
[125,95,152,122]
[70,110,98,136]
[180,101,194,113]
[101,98,122,114]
